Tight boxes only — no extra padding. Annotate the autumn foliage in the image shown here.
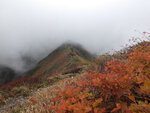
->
[0,76,43,91]
[51,34,150,113]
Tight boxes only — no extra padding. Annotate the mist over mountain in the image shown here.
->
[0,42,92,85]
[0,0,150,72]
[0,65,16,85]
[0,1,150,112]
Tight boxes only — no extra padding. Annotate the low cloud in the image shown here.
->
[0,0,150,72]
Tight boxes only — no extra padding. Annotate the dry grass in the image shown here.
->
[6,73,85,113]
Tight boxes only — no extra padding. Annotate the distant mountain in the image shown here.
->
[0,66,16,85]
[25,42,93,77]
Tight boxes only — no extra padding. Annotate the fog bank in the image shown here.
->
[0,0,150,72]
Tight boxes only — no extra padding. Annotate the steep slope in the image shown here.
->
[0,66,16,85]
[25,43,93,77]
[0,43,93,110]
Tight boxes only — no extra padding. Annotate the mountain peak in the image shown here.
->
[25,42,93,77]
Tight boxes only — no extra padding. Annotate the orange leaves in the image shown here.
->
[127,41,150,79]
[29,97,37,103]
[93,98,103,107]
[94,107,106,113]
[72,102,92,113]
[140,80,150,94]
[91,78,101,87]
[128,95,136,103]
[111,104,121,112]
[51,40,150,113]
[50,105,57,110]
[51,86,93,112]
[129,102,150,113]
[51,97,60,102]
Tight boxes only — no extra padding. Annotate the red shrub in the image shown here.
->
[51,37,150,113]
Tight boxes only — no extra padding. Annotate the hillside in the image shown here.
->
[0,40,150,113]
[0,66,16,85]
[25,43,93,77]
[0,43,93,112]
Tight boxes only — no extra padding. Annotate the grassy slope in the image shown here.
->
[25,43,93,77]
[0,43,93,112]
[3,73,86,113]
[1,41,150,113]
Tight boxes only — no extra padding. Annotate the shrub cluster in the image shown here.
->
[51,36,150,113]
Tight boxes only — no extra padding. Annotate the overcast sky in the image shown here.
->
[0,0,150,71]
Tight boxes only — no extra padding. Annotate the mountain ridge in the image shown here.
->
[24,42,93,77]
